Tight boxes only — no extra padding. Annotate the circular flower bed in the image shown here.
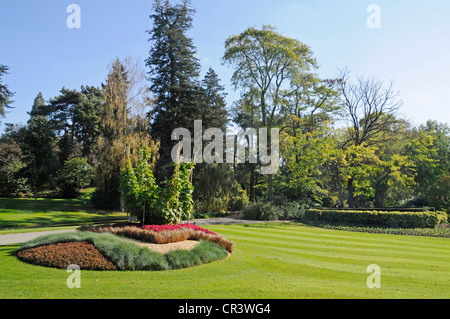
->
[17,225,233,271]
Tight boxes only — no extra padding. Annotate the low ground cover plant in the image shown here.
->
[17,241,117,270]
[317,223,450,238]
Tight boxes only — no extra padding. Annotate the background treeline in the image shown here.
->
[0,0,448,214]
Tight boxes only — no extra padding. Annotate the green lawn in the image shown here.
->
[0,223,448,299]
[0,189,127,229]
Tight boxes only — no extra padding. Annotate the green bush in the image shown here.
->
[242,201,306,221]
[57,157,94,198]
[302,209,448,229]
[227,185,249,212]
[243,202,276,220]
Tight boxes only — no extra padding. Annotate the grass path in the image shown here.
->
[0,223,448,299]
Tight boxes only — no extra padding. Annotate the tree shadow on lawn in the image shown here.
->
[0,213,126,229]
[1,244,21,257]
[0,198,126,228]
[0,198,93,213]
[0,197,125,217]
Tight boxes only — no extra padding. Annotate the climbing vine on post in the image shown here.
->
[164,162,195,224]
[120,146,159,225]
[120,147,195,225]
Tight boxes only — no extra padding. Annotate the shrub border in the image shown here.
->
[304,221,450,238]
[302,209,448,229]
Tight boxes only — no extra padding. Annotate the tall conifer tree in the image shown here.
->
[146,0,201,179]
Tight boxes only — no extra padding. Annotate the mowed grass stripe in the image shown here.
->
[210,225,450,256]
[212,223,450,250]
[226,232,450,263]
[236,241,383,275]
[213,223,450,249]
[209,224,450,276]
[212,225,450,294]
[227,245,448,300]
[228,235,450,268]
[236,240,450,279]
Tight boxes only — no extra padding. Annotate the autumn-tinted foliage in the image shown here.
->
[17,241,117,270]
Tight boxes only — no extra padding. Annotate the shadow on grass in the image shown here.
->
[0,197,126,229]
[0,198,94,213]
[1,244,20,257]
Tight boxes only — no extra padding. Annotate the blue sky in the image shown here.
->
[1,0,449,132]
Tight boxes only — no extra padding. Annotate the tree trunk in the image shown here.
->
[142,203,146,226]
[120,190,124,212]
[347,177,355,208]
[268,174,274,201]
[250,169,255,202]
[374,185,386,208]
[338,185,345,208]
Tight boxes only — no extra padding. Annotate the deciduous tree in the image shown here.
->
[224,25,318,201]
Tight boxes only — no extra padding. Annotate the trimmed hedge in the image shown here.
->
[302,209,448,229]
[314,207,435,212]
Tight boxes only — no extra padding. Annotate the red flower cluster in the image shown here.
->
[141,224,217,236]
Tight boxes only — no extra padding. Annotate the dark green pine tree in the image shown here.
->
[28,92,48,117]
[73,86,103,162]
[190,68,233,212]
[47,88,83,164]
[200,67,229,132]
[47,88,81,137]
[21,116,59,207]
[0,65,15,122]
[146,0,201,179]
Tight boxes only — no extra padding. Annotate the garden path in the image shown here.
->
[0,216,282,245]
